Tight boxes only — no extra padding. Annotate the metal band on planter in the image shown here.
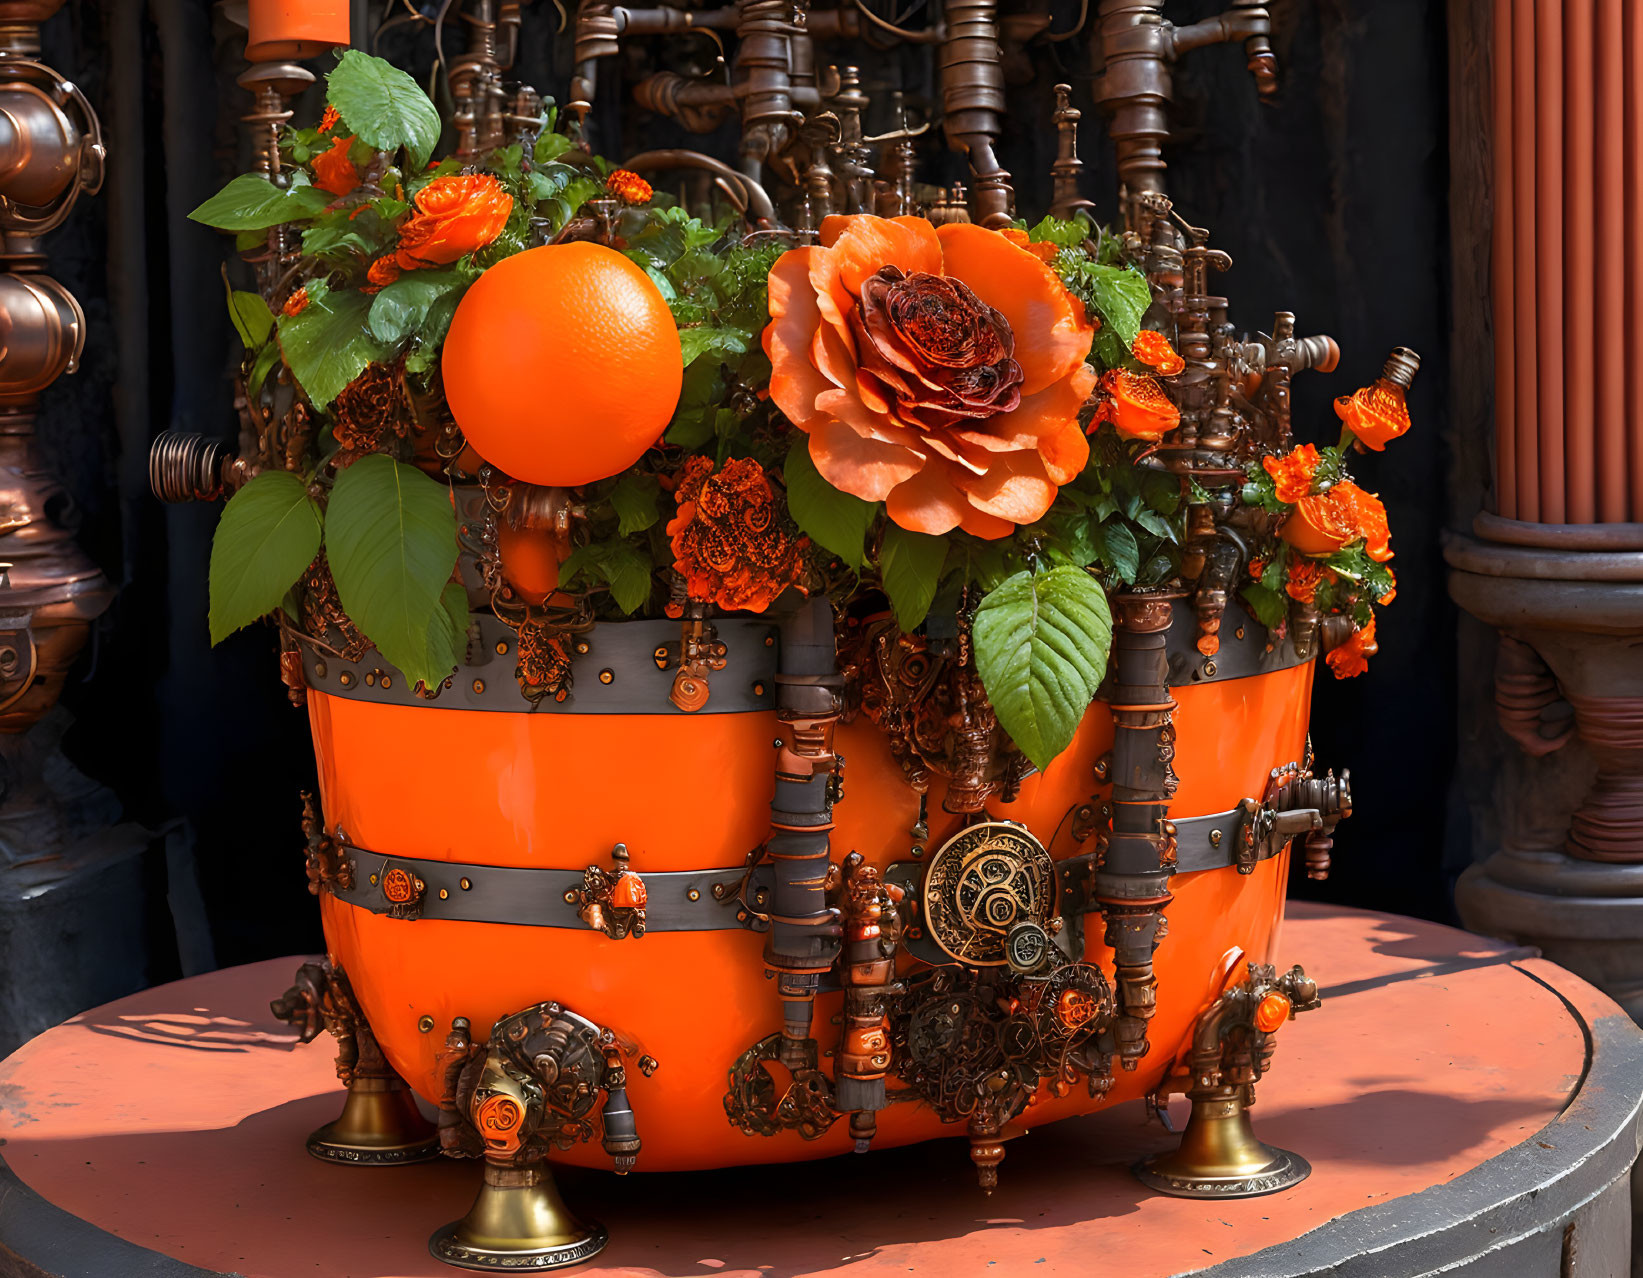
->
[1162,606,1309,685]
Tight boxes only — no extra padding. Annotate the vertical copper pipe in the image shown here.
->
[1511,0,1540,521]
[1563,0,1595,522]
[1629,3,1643,518]
[1491,0,1517,518]
[1534,0,1565,522]
[1596,0,1627,521]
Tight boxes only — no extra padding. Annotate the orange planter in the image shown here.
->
[306,613,1314,1172]
[245,0,351,62]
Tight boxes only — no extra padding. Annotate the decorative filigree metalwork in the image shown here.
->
[724,1032,839,1140]
[299,791,352,895]
[920,821,1059,968]
[574,843,648,939]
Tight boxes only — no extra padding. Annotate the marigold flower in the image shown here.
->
[764,215,1095,539]
[1326,617,1378,679]
[394,174,513,271]
[1284,558,1327,604]
[318,104,341,134]
[363,257,401,293]
[605,169,653,205]
[666,456,809,613]
[312,134,359,197]
[282,286,310,317]
[1092,368,1180,441]
[1262,442,1321,504]
[999,227,1058,264]
[1132,329,1184,376]
[1280,479,1393,562]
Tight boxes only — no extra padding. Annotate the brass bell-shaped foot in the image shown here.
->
[1134,1084,1311,1198]
[430,1163,608,1272]
[307,1073,440,1166]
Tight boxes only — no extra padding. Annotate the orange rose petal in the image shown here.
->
[819,214,943,279]
[855,368,892,414]
[967,362,1095,453]
[957,505,1016,540]
[765,248,834,431]
[952,450,1058,524]
[919,431,991,476]
[934,222,1093,396]
[885,460,972,535]
[1034,417,1091,486]
[815,387,929,449]
[809,419,924,502]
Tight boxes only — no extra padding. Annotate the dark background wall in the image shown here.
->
[23,0,1457,994]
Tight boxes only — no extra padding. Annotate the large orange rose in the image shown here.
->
[312,134,360,197]
[394,174,512,271]
[764,215,1095,539]
[1280,479,1393,562]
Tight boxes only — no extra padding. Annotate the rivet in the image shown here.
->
[370,874,379,885]
[495,641,509,656]
[576,641,591,655]
[599,668,614,684]
[1209,829,1223,848]
[364,672,376,687]
[438,888,449,899]
[314,660,328,679]
[687,888,701,901]
[418,1015,434,1033]
[764,635,776,647]
[1203,660,1217,678]
[1235,627,1246,640]
[908,926,922,939]
[737,909,748,922]
[912,845,925,858]
[473,679,485,694]
[563,890,577,903]
[754,890,768,905]
[753,681,766,696]
[381,676,392,688]
[654,646,669,662]
[339,671,355,688]
[460,877,472,890]
[441,677,451,689]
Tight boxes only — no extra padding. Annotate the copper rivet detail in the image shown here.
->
[563,890,577,903]
[438,888,449,899]
[495,641,509,656]
[737,909,748,922]
[687,888,700,901]
[313,660,327,679]
[1209,829,1223,847]
[908,926,922,939]
[370,874,378,885]
[912,845,925,858]
[764,635,775,647]
[576,641,591,655]
[418,1015,434,1033]
[599,668,614,684]
[460,877,472,890]
[1203,660,1217,678]
[339,671,354,687]
[1235,627,1246,640]
[753,682,766,696]
[365,672,376,687]
[381,676,392,688]
[473,679,485,694]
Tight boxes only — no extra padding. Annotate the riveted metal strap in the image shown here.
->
[331,845,774,932]
[303,614,780,715]
[1162,606,1308,685]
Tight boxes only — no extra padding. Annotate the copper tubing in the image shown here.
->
[1563,0,1594,522]
[1535,0,1565,521]
[1491,0,1516,518]
[1510,0,1540,521]
[1596,0,1626,521]
[1629,5,1643,518]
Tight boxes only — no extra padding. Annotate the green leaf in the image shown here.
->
[1084,263,1151,346]
[1094,520,1140,581]
[440,580,471,651]
[972,566,1114,770]
[368,268,468,345]
[561,540,653,614]
[609,471,660,536]
[1240,583,1288,631]
[208,471,323,645]
[325,49,442,170]
[1025,212,1093,250]
[324,455,461,689]
[880,524,947,632]
[276,289,389,409]
[784,438,877,570]
[224,280,273,350]
[189,174,330,231]
[248,340,280,397]
[678,326,749,366]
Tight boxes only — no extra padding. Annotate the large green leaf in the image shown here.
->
[880,523,947,632]
[324,455,461,690]
[325,49,442,171]
[276,289,389,409]
[972,566,1114,770]
[208,471,323,645]
[1084,262,1150,346]
[189,174,331,231]
[609,471,661,537]
[784,437,878,570]
[367,267,469,345]
[560,540,654,615]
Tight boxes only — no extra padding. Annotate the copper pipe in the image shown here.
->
[1596,0,1627,521]
[1629,3,1643,517]
[1510,0,1539,521]
[1534,0,1564,522]
[1491,0,1516,518]
[1563,0,1594,523]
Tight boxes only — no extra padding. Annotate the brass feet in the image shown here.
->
[1135,961,1319,1199]
[271,959,440,1165]
[429,1164,607,1272]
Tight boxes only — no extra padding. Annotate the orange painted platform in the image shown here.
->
[1,902,1640,1278]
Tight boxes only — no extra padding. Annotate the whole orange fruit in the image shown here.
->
[442,242,683,486]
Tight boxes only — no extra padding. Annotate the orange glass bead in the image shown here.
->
[1254,991,1291,1034]
[610,871,648,910]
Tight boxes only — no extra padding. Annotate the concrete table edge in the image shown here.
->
[1190,958,1643,1278]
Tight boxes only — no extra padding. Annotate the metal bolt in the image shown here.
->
[908,926,922,939]
[576,641,591,655]
[736,909,748,922]
[754,890,768,905]
[495,641,509,656]
[460,877,472,890]
[473,679,485,694]
[752,681,766,696]
[418,1015,435,1033]
[1203,660,1217,678]
[339,671,354,688]
[687,888,700,902]
[764,635,776,647]
[364,672,376,687]
[381,676,392,688]
[1235,627,1246,641]
[314,660,328,679]
[370,874,378,885]
[1209,829,1223,848]
[438,888,449,900]
[563,890,577,904]
[598,668,614,684]
[912,845,925,858]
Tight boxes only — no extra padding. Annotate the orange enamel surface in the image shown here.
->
[310,663,1312,1172]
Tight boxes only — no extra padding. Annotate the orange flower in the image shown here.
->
[1132,329,1184,376]
[1326,618,1378,678]
[1335,379,1410,451]
[318,104,341,133]
[999,227,1058,264]
[1280,479,1393,562]
[312,134,359,197]
[282,286,309,317]
[605,169,653,205]
[1249,558,1267,579]
[1284,558,1327,604]
[666,456,808,612]
[363,257,401,293]
[1262,443,1321,504]
[764,215,1095,539]
[1378,567,1396,604]
[1092,368,1179,440]
[394,174,513,271]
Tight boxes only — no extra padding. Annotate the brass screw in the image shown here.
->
[1235,627,1246,640]
[764,635,776,647]
[1209,829,1223,848]
[495,641,509,656]
[460,877,472,890]
[418,1015,435,1033]
[599,669,614,684]
[752,681,766,696]
[912,845,925,858]
[754,890,768,905]
[654,645,669,662]
[1203,660,1217,678]
[563,890,577,903]
[576,641,591,655]
[314,660,328,679]
[736,909,748,922]
[473,679,485,694]
[381,676,392,689]
[370,873,379,885]
[438,888,449,900]
[687,888,700,901]
[339,671,355,688]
